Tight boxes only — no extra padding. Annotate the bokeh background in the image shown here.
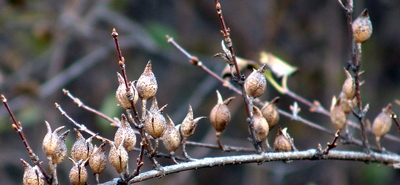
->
[1,0,400,184]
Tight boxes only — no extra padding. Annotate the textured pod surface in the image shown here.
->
[51,130,70,164]
[116,72,138,109]
[144,110,167,139]
[253,106,269,141]
[69,159,88,185]
[342,69,356,99]
[372,104,393,137]
[244,66,267,98]
[210,90,234,133]
[89,143,107,174]
[330,98,347,130]
[352,9,373,43]
[114,114,136,152]
[136,61,158,100]
[181,105,205,137]
[71,129,93,162]
[42,121,64,156]
[261,97,280,130]
[273,127,292,152]
[162,115,181,152]
[21,159,45,185]
[108,141,129,174]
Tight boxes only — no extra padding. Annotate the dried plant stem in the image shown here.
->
[391,113,400,133]
[1,95,51,184]
[48,160,58,185]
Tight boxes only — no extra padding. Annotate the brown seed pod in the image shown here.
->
[42,121,70,164]
[261,97,280,130]
[372,104,393,138]
[108,140,129,174]
[342,68,356,99]
[116,72,138,109]
[244,64,267,98]
[181,105,206,138]
[136,61,158,100]
[273,127,292,152]
[162,115,181,153]
[114,114,136,152]
[71,129,93,162]
[144,98,167,139]
[253,106,269,142]
[330,98,347,130]
[51,129,70,164]
[352,9,373,43]
[210,90,235,133]
[21,159,45,185]
[69,158,88,185]
[339,92,357,115]
[89,143,107,175]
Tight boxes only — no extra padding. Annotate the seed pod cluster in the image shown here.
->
[21,159,45,185]
[69,158,88,185]
[372,104,393,151]
[114,114,136,152]
[42,121,70,164]
[162,115,181,155]
[144,98,167,139]
[108,140,129,174]
[116,72,138,109]
[244,64,267,98]
[253,106,269,142]
[261,97,280,130]
[136,61,158,100]
[210,90,235,134]
[273,127,292,152]
[71,129,93,162]
[352,9,373,43]
[330,97,347,131]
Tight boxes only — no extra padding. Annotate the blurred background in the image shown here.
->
[1,0,400,184]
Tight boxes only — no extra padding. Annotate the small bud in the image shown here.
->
[108,140,129,174]
[253,106,269,142]
[181,105,206,138]
[116,72,138,109]
[244,64,267,98]
[261,97,280,130]
[136,61,158,100]
[21,159,45,185]
[210,90,235,134]
[69,158,88,185]
[273,127,292,152]
[330,98,347,130]
[352,9,373,43]
[114,114,136,152]
[71,129,93,162]
[144,98,167,139]
[372,104,393,138]
[89,143,107,175]
[342,68,356,99]
[162,115,181,153]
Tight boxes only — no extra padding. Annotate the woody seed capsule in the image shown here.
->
[261,97,280,130]
[162,115,181,153]
[114,114,136,152]
[69,158,88,185]
[253,106,269,142]
[210,90,235,133]
[108,140,129,174]
[89,143,107,175]
[353,9,373,43]
[144,98,167,139]
[136,61,157,100]
[342,68,356,99]
[71,129,93,162]
[116,72,138,109]
[372,104,393,145]
[244,64,267,98]
[21,159,45,185]
[330,98,347,130]
[273,127,292,152]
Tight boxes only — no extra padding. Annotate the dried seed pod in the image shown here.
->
[330,98,347,130]
[181,105,206,138]
[116,72,138,109]
[108,140,129,174]
[71,129,93,162]
[339,92,357,115]
[342,68,355,99]
[273,127,292,152]
[89,143,107,175]
[42,121,70,164]
[21,159,45,185]
[114,114,136,152]
[253,106,269,142]
[144,98,167,139]
[69,158,88,185]
[372,104,393,151]
[352,9,373,43]
[136,61,157,100]
[210,90,235,133]
[162,115,181,154]
[244,64,267,98]
[261,97,280,130]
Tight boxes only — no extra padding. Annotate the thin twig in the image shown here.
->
[324,130,341,154]
[391,113,400,133]
[1,95,51,184]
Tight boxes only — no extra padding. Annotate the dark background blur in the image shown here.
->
[1,0,400,184]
